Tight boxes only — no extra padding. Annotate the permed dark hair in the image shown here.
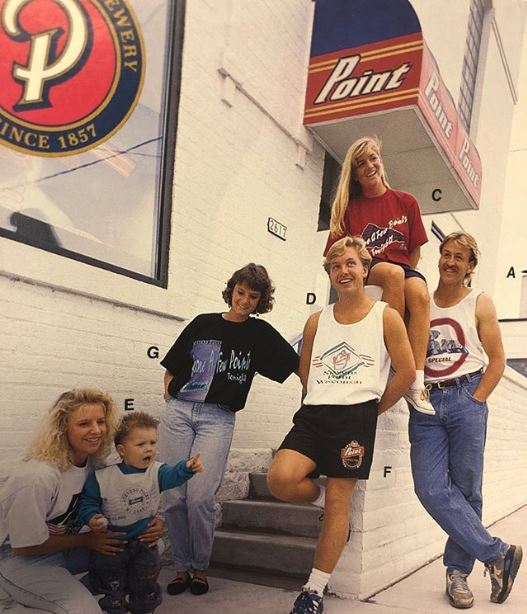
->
[114,411,159,447]
[222,263,275,314]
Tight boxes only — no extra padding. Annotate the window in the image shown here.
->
[458,0,489,132]
[0,0,184,286]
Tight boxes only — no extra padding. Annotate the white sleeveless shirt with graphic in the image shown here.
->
[304,301,390,405]
[425,288,487,383]
[96,462,161,526]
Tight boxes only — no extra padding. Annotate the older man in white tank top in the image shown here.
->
[410,231,522,609]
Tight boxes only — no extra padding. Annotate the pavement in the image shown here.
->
[156,504,527,613]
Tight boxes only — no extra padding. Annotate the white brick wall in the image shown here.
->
[0,271,306,463]
[1,0,321,459]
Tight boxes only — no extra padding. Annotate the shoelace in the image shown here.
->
[484,564,497,578]
[294,590,323,613]
[449,571,470,593]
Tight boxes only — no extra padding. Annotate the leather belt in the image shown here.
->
[428,368,484,390]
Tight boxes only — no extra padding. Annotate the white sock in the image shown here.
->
[410,370,424,390]
[305,568,330,595]
[311,484,325,509]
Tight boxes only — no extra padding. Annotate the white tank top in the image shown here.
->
[96,462,161,526]
[425,288,487,383]
[304,301,390,405]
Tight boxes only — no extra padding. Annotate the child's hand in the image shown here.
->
[186,453,203,473]
[88,514,109,532]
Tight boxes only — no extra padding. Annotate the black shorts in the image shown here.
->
[278,400,378,479]
[368,258,427,283]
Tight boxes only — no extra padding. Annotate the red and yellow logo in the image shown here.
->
[0,0,144,156]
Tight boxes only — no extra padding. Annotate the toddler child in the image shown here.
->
[79,411,203,614]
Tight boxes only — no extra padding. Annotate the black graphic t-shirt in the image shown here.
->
[161,313,299,411]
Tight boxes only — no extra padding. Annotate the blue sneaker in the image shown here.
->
[290,588,323,613]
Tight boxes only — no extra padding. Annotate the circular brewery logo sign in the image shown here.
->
[0,0,145,156]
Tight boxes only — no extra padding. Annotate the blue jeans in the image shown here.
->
[409,372,508,574]
[157,398,235,571]
[0,546,100,614]
[90,542,161,614]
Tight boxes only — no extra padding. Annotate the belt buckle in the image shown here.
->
[436,380,446,389]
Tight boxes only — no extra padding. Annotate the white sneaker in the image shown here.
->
[405,387,435,415]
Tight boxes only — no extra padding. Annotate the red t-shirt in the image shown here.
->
[324,188,428,266]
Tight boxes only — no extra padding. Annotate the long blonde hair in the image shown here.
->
[26,388,119,471]
[329,136,389,237]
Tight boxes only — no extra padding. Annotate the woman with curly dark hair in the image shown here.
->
[158,263,298,597]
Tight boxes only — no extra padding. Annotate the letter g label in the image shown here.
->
[2,0,88,109]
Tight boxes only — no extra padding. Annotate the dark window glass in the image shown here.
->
[458,0,488,132]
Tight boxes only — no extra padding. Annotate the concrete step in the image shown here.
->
[248,472,326,501]
[248,472,274,500]
[211,528,316,576]
[221,499,321,538]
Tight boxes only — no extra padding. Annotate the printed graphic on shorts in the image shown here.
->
[361,221,405,257]
[0,0,145,156]
[341,440,365,469]
[312,341,374,381]
[425,317,468,378]
[179,340,222,401]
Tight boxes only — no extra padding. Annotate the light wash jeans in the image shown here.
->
[0,546,100,614]
[409,372,508,574]
[157,398,235,571]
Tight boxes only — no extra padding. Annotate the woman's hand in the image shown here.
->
[138,516,165,547]
[85,529,126,555]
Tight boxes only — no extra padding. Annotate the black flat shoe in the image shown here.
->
[189,576,209,595]
[167,573,191,595]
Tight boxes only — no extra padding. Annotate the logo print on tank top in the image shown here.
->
[313,341,374,379]
[425,317,468,378]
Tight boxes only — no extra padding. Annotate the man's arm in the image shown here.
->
[473,293,506,402]
[378,307,416,414]
[298,312,321,390]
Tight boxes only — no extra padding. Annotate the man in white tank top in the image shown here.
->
[411,232,522,609]
[268,236,416,614]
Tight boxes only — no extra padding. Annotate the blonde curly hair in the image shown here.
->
[26,388,119,471]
